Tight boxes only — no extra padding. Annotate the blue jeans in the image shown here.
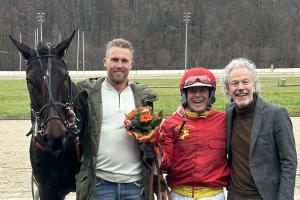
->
[95,177,145,200]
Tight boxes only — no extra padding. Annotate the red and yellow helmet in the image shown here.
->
[180,68,216,95]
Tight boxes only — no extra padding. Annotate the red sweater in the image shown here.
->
[161,109,229,188]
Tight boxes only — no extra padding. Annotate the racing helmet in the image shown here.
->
[180,68,216,107]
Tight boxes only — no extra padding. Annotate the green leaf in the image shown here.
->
[115,125,125,130]
[142,123,152,129]
[158,110,163,118]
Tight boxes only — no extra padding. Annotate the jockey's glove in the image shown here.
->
[142,142,163,159]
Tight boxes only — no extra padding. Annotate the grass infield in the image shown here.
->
[0,77,299,119]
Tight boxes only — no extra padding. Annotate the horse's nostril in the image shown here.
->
[48,141,53,148]
[42,134,48,143]
[42,135,53,148]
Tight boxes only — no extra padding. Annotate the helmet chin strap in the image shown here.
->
[181,90,187,107]
[207,89,216,105]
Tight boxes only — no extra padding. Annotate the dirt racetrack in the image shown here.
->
[1,118,300,200]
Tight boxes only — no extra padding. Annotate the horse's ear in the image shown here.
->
[9,35,32,60]
[56,30,76,57]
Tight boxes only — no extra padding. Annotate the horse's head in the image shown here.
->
[9,31,81,156]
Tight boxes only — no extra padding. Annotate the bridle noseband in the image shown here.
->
[26,46,81,141]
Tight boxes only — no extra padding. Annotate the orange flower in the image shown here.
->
[140,106,152,110]
[140,113,152,122]
[127,109,137,118]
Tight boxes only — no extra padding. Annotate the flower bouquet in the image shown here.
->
[119,106,163,153]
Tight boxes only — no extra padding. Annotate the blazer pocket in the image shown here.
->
[259,130,272,137]
[75,169,88,182]
[258,130,274,146]
[75,169,89,199]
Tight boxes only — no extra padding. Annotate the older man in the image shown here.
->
[221,58,297,200]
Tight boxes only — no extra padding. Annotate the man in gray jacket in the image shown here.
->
[74,38,163,200]
[221,58,297,200]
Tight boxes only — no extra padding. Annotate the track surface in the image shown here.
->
[1,118,300,199]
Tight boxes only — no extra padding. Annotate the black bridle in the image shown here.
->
[26,46,81,140]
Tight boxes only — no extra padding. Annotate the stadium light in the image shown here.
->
[183,12,191,72]
[37,13,45,42]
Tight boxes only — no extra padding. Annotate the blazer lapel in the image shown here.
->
[249,96,266,157]
[226,102,235,155]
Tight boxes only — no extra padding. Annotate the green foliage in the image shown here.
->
[0,77,299,119]
[0,80,30,118]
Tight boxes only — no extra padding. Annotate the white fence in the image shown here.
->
[1,68,300,79]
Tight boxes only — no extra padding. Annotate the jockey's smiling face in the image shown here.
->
[186,86,209,113]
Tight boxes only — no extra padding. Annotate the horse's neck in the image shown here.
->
[71,81,81,99]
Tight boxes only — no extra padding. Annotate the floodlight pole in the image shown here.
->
[34,30,36,47]
[19,33,22,82]
[37,13,45,43]
[77,30,80,82]
[183,12,190,72]
[36,29,39,45]
[82,31,85,76]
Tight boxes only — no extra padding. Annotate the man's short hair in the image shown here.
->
[105,38,134,60]
[221,58,261,98]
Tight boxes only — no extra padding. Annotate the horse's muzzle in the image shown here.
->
[42,130,70,154]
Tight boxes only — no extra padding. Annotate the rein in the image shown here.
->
[26,46,82,162]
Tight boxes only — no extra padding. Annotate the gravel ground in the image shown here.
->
[0,118,299,200]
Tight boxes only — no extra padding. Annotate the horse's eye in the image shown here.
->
[26,79,33,87]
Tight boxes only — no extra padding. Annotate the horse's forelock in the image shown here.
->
[34,44,54,76]
[37,43,52,56]
[28,43,65,78]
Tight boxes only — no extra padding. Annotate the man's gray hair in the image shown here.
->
[105,38,134,60]
[221,58,261,98]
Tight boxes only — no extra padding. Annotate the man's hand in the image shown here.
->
[173,105,186,117]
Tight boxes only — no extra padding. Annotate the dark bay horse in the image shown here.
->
[10,31,82,200]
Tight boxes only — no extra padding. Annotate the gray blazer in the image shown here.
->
[226,96,297,199]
